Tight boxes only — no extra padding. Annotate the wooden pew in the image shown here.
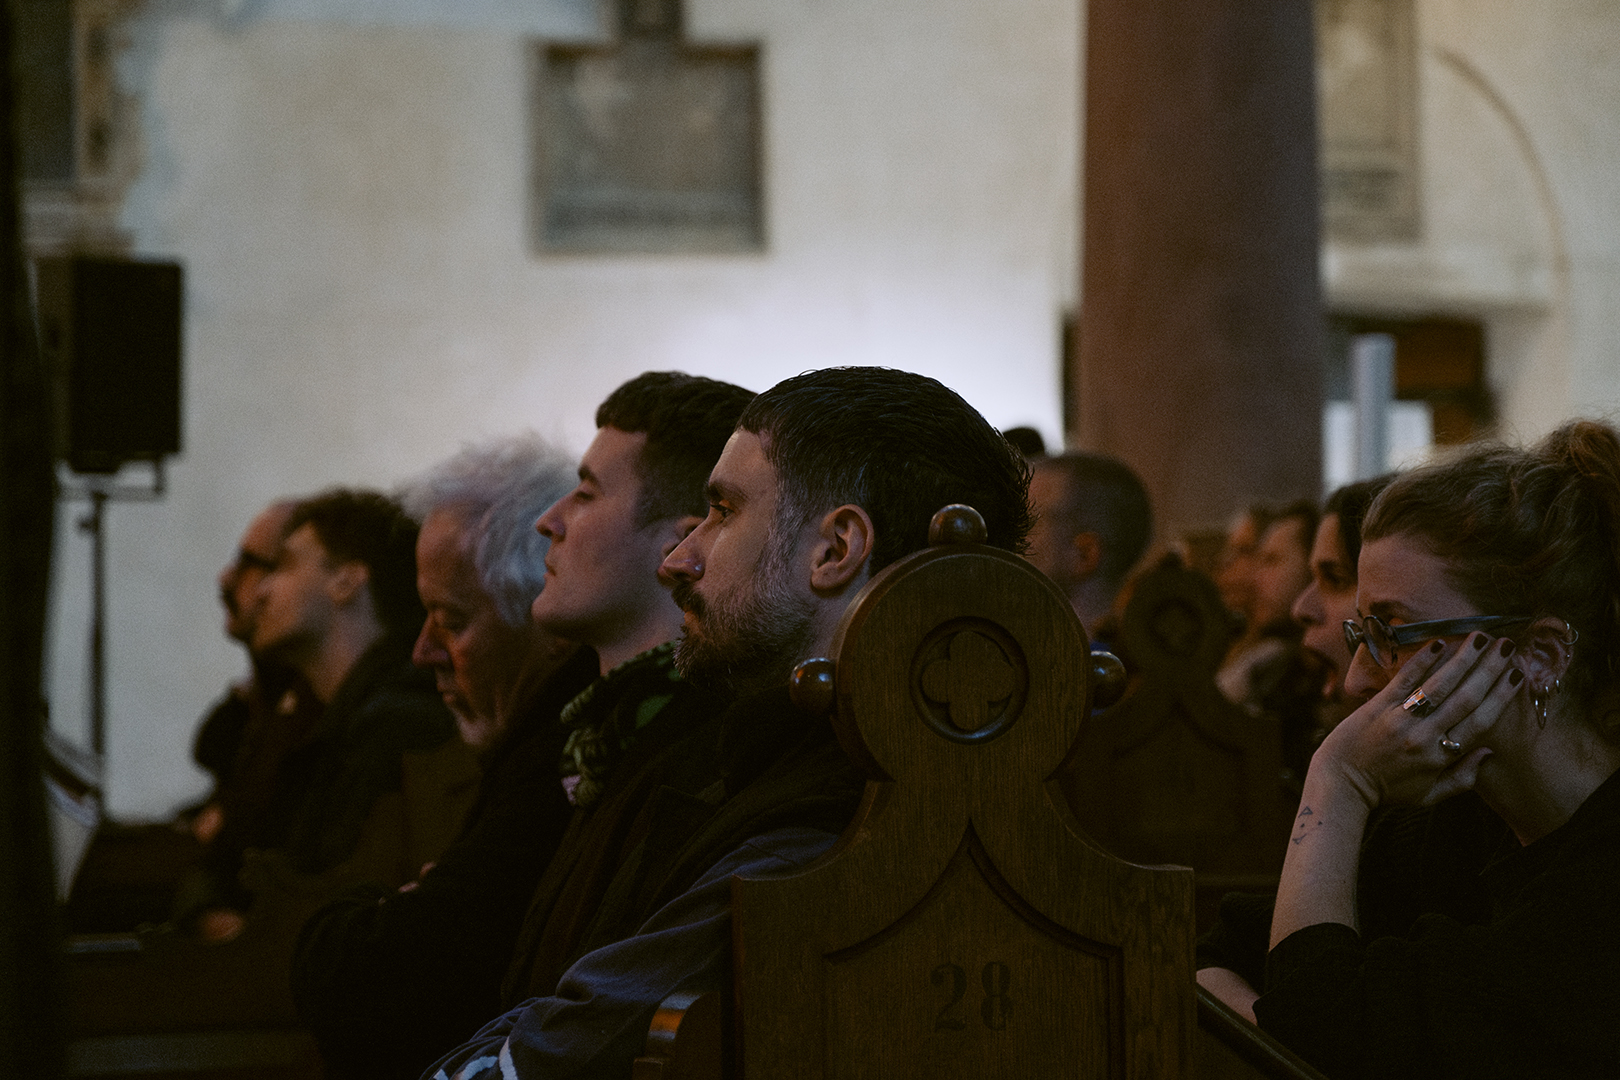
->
[61,809,401,1080]
[633,507,1320,1079]
[63,741,479,1079]
[1061,554,1298,929]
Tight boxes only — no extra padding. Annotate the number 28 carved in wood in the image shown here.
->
[930,961,1012,1031]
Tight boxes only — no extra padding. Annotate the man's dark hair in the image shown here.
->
[287,488,424,636]
[1033,452,1152,588]
[738,367,1032,572]
[596,372,756,525]
[1323,475,1392,574]
[1001,426,1047,459]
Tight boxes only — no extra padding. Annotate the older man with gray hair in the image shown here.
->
[293,434,600,1080]
[403,436,585,749]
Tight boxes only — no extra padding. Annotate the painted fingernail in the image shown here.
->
[1499,639,1516,657]
[1509,669,1524,686]
[1473,635,1490,651]
[1430,640,1445,654]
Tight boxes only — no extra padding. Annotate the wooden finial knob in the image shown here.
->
[1090,650,1128,709]
[790,658,837,715]
[928,505,986,547]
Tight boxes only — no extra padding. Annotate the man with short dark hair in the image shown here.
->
[244,488,455,880]
[428,367,1031,1080]
[252,490,428,690]
[481,372,756,994]
[529,371,758,676]
[174,490,455,943]
[1025,452,1152,642]
[670,366,1032,693]
[294,439,600,1080]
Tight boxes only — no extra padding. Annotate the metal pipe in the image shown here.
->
[1351,333,1395,480]
[80,489,108,756]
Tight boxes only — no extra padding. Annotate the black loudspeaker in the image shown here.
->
[34,257,183,474]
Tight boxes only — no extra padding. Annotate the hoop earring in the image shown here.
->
[1561,623,1580,646]
[1533,678,1562,730]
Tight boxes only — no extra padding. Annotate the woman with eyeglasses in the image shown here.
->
[1197,474,1509,1026]
[1254,420,1620,1078]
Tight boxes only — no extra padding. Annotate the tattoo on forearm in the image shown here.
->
[1291,805,1319,846]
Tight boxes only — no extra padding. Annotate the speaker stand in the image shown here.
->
[63,459,168,762]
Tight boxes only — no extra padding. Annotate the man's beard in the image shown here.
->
[672,558,818,699]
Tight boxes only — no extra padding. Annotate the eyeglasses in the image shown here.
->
[1342,614,1531,669]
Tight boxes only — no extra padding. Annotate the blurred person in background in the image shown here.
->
[176,489,455,941]
[1025,451,1152,650]
[1216,501,1321,777]
[64,499,325,935]
[1215,504,1277,630]
[177,500,324,927]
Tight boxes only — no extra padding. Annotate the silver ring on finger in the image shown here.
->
[1439,737,1462,754]
[1402,687,1439,718]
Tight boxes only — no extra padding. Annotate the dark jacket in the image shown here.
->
[1197,791,1509,990]
[292,646,599,1080]
[424,684,865,1080]
[500,647,728,1005]
[274,635,457,876]
[175,636,452,923]
[181,667,323,914]
[502,683,865,1005]
[1256,769,1620,1079]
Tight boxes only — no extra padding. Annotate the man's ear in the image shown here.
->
[809,504,875,593]
[1071,532,1104,580]
[662,514,705,559]
[328,561,370,607]
[1517,616,1578,691]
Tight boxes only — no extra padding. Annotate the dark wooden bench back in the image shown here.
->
[727,507,1197,1078]
[1061,555,1297,924]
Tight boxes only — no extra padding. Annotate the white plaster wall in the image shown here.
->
[1322,0,1620,442]
[48,0,1082,817]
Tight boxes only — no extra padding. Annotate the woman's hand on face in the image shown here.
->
[1312,633,1522,810]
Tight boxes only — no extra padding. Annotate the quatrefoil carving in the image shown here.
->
[921,629,1018,733]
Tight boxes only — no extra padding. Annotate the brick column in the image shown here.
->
[1076,0,1323,542]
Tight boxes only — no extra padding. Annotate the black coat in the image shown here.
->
[292,647,599,1080]
[501,682,865,1006]
[275,636,457,876]
[1197,791,1509,991]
